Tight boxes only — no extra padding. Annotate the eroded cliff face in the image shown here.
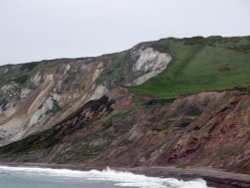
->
[0,45,172,146]
[0,88,249,174]
[1,36,250,176]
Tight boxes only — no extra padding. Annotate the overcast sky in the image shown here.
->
[0,0,250,65]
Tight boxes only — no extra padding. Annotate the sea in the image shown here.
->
[0,165,211,188]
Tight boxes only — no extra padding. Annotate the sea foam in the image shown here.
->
[0,165,212,188]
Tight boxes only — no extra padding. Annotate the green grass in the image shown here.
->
[1,36,250,99]
[129,36,250,98]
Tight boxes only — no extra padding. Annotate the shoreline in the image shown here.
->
[0,162,250,188]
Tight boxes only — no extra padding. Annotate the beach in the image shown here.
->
[0,162,249,188]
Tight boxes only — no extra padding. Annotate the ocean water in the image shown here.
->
[0,166,212,188]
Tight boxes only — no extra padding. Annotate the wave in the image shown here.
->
[0,165,212,188]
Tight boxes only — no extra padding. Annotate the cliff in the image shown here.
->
[0,36,250,175]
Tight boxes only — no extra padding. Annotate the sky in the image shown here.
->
[0,0,250,65]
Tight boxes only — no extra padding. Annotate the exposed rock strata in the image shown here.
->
[0,46,171,146]
[0,88,249,175]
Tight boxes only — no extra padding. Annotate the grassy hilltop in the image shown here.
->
[130,36,250,98]
[1,36,250,175]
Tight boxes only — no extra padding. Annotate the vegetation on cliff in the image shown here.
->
[131,36,250,98]
[1,35,250,175]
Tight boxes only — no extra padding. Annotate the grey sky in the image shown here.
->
[0,0,250,65]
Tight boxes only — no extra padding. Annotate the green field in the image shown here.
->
[130,36,250,99]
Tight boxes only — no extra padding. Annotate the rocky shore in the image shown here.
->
[0,162,250,188]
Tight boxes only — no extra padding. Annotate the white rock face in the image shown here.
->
[31,72,41,86]
[64,64,71,75]
[28,97,54,129]
[130,47,172,86]
[0,118,24,145]
[89,85,109,101]
[20,88,32,99]
[65,64,71,71]
[92,62,104,82]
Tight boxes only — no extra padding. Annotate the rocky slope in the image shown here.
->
[0,44,171,146]
[0,88,250,174]
[0,36,250,176]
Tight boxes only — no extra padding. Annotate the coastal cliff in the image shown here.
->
[0,36,250,176]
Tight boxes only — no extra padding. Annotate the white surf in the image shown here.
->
[0,165,212,188]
